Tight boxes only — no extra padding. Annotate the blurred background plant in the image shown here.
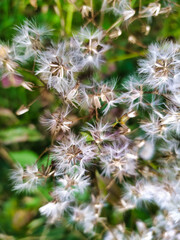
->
[0,0,180,239]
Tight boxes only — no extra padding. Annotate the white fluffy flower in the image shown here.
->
[60,82,89,108]
[84,80,120,113]
[83,120,113,144]
[73,28,109,68]
[52,132,96,171]
[140,113,167,142]
[103,224,125,240]
[138,41,180,93]
[123,180,158,206]
[36,42,82,93]
[13,20,52,60]
[40,106,72,136]
[54,173,90,201]
[100,142,137,181]
[118,76,146,111]
[152,213,180,240]
[10,164,40,192]
[39,201,69,224]
[107,0,135,20]
[161,106,180,135]
[71,205,97,234]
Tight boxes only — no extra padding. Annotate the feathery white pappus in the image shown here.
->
[73,28,110,68]
[36,42,82,93]
[140,113,167,142]
[118,76,146,111]
[105,0,135,21]
[10,164,41,193]
[70,204,97,234]
[138,41,180,93]
[83,120,113,144]
[99,142,137,181]
[39,201,69,224]
[13,20,52,61]
[84,79,121,114]
[52,132,97,172]
[54,173,90,201]
[40,106,72,136]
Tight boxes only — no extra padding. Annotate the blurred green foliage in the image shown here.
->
[0,0,180,239]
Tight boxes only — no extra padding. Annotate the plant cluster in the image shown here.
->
[1,0,180,239]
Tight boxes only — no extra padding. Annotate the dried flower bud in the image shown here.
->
[142,25,151,36]
[81,5,92,18]
[93,95,101,109]
[109,27,122,39]
[21,81,34,91]
[139,3,161,17]
[16,105,29,115]
[128,35,137,44]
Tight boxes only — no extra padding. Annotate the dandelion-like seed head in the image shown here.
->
[138,41,180,92]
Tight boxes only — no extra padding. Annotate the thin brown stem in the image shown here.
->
[139,0,142,12]
[83,11,99,28]
[35,147,50,164]
[90,0,94,19]
[106,17,122,34]
[95,107,99,121]
[32,54,37,72]
[106,177,116,190]
[100,220,118,240]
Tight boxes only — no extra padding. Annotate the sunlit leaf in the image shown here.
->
[81,132,94,142]
[9,150,38,166]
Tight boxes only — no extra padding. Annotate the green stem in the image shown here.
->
[109,51,146,62]
[65,3,74,35]
[55,0,65,36]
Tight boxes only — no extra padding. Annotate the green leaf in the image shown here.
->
[9,150,38,166]
[95,171,108,196]
[80,132,94,142]
[0,126,43,144]
[109,51,146,63]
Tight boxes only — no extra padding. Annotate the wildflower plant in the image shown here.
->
[2,0,180,239]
